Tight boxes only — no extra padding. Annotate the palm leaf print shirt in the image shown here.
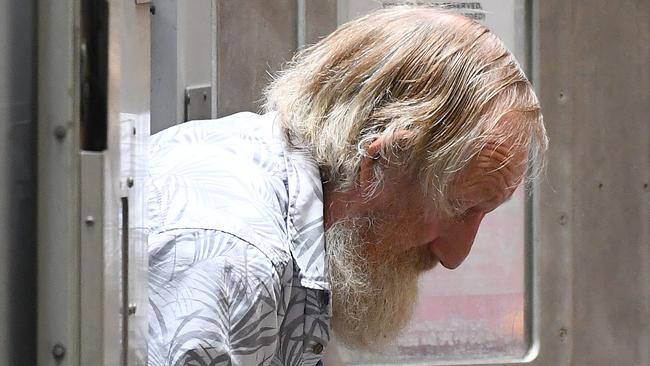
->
[147,112,331,366]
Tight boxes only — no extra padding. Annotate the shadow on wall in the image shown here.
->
[0,0,38,365]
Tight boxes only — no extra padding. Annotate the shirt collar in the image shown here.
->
[282,132,329,291]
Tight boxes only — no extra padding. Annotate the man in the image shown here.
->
[147,6,547,366]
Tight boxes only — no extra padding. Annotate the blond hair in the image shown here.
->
[265,6,547,214]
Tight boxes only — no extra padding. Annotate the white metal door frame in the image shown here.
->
[37,1,150,365]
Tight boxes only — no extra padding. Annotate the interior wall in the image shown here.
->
[214,0,298,117]
[181,0,212,88]
[150,0,212,133]
[151,0,181,133]
[0,1,37,365]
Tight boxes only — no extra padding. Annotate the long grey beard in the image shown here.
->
[325,218,436,351]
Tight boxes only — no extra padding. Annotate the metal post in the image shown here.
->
[37,0,81,364]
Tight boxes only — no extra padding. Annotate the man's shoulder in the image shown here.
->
[146,111,292,246]
[149,111,279,150]
[148,112,285,188]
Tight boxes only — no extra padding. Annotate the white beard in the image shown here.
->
[326,218,437,351]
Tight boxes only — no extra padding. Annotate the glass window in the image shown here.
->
[334,1,530,363]
[338,188,527,363]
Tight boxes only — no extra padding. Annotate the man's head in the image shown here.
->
[266,6,547,350]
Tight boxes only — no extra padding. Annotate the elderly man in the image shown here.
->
[146,6,547,366]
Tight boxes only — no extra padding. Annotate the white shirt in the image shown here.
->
[147,112,330,366]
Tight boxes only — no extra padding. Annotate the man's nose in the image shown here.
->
[432,213,484,269]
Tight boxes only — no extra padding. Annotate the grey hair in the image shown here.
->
[265,6,548,214]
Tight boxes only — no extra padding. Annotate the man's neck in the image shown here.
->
[322,181,362,231]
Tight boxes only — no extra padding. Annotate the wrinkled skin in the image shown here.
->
[324,137,527,270]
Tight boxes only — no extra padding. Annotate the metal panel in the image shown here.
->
[37,1,151,365]
[37,0,81,365]
[546,1,649,365]
[78,2,112,362]
[79,152,106,365]
[106,1,125,363]
[181,0,212,88]
[215,0,297,116]
[0,1,37,365]
[151,0,182,132]
[529,1,575,364]
[185,85,212,121]
[151,0,212,131]
[112,1,152,364]
[119,112,150,366]
[120,3,153,115]
[105,2,126,364]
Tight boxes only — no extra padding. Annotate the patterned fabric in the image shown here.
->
[146,112,331,366]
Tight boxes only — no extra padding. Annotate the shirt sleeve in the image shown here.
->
[147,229,285,366]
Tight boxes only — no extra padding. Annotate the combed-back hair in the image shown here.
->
[265,6,547,215]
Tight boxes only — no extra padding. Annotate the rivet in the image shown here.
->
[149,5,156,15]
[559,328,568,342]
[128,304,137,315]
[84,216,95,226]
[598,182,604,189]
[558,213,568,225]
[53,125,67,140]
[558,91,567,104]
[126,177,135,188]
[52,343,66,360]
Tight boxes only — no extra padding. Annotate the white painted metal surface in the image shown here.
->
[151,0,213,131]
[110,1,151,364]
[37,1,151,365]
[185,85,212,121]
[37,0,81,364]
[119,112,150,365]
[79,151,107,365]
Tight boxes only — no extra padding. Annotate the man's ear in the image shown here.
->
[358,130,414,192]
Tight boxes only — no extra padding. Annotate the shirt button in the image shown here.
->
[312,342,324,354]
